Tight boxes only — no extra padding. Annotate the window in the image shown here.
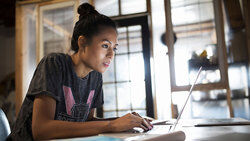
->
[94,0,148,17]
[38,1,76,62]
[99,16,154,118]
[166,0,234,118]
[170,0,219,86]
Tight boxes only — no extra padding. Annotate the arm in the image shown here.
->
[87,109,118,121]
[32,95,112,140]
[32,95,152,140]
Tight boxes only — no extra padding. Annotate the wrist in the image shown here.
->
[107,120,115,132]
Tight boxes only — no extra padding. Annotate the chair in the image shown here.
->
[0,109,11,141]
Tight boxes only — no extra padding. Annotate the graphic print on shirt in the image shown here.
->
[60,86,95,122]
[87,90,95,108]
[63,85,75,115]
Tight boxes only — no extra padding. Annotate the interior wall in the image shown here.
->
[0,26,15,82]
[0,25,16,127]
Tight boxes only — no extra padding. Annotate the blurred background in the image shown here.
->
[0,0,250,129]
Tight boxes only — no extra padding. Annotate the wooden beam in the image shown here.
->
[223,0,244,31]
[164,0,176,90]
[214,0,234,117]
[15,3,24,116]
[15,4,22,116]
[146,0,158,119]
[164,0,177,118]
[171,82,227,92]
[242,0,250,100]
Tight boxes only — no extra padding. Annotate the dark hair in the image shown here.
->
[71,3,117,53]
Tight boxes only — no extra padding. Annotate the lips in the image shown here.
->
[103,62,110,67]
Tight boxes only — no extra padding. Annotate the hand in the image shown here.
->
[109,113,153,132]
[132,112,153,129]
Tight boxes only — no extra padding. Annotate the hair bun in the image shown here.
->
[78,3,98,17]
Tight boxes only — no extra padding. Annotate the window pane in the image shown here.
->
[115,55,129,81]
[170,0,220,86]
[171,0,212,8]
[131,81,146,109]
[103,84,117,111]
[199,3,214,22]
[129,53,145,82]
[42,4,74,56]
[128,25,143,52]
[103,60,115,83]
[134,110,146,117]
[117,83,131,109]
[172,90,229,118]
[80,0,88,4]
[232,99,250,119]
[121,0,147,14]
[172,4,199,25]
[104,111,117,118]
[118,110,131,117]
[117,27,128,54]
[191,90,228,118]
[95,0,119,16]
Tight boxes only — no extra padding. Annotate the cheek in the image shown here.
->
[88,49,106,64]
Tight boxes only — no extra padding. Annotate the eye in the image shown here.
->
[102,44,109,48]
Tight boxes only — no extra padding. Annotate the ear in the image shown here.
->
[78,35,87,51]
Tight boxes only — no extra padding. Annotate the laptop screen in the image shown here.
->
[170,66,202,132]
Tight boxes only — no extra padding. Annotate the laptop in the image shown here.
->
[100,67,203,140]
[169,66,203,132]
[148,67,202,129]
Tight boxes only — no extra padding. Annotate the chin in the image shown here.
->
[95,68,106,74]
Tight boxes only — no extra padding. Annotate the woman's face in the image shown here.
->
[79,27,118,73]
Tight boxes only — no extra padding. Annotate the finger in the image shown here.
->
[132,116,148,130]
[147,118,153,122]
[142,118,152,130]
[139,124,148,131]
[132,112,152,129]
[132,112,141,117]
[145,118,154,127]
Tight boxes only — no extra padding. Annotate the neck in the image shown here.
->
[70,53,92,78]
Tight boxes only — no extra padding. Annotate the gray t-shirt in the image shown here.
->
[7,53,104,141]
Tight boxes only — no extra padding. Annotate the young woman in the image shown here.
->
[7,3,153,141]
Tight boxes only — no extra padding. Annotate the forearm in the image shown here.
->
[89,117,118,121]
[32,120,112,140]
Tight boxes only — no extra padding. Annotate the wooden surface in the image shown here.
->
[50,118,250,141]
[15,3,24,116]
[182,125,250,141]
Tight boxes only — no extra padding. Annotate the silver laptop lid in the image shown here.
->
[170,66,202,132]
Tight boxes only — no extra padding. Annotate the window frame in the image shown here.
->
[97,15,154,118]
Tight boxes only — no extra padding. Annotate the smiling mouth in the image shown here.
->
[103,62,110,67]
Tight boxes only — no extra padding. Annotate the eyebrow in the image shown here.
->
[102,39,119,46]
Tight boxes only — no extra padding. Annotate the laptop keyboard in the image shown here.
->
[145,125,171,134]
[132,125,171,134]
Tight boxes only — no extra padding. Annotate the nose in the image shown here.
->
[106,47,114,60]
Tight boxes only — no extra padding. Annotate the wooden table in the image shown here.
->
[52,119,250,141]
